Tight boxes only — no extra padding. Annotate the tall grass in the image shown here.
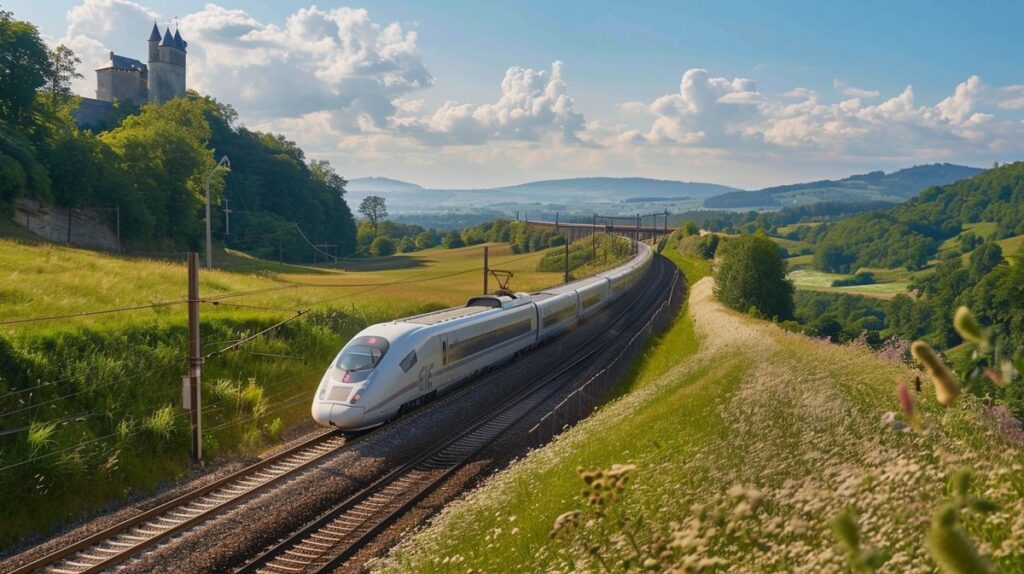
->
[0,236,629,547]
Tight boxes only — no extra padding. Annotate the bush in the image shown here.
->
[398,237,416,253]
[414,230,436,250]
[714,234,794,320]
[369,235,396,257]
[831,272,877,287]
[442,230,465,249]
[679,234,720,259]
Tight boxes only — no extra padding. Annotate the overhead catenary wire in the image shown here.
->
[200,249,551,358]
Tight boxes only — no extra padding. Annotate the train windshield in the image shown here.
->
[335,336,390,372]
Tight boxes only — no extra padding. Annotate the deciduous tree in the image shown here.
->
[714,233,794,320]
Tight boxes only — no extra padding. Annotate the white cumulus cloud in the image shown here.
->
[394,61,587,145]
[833,79,880,99]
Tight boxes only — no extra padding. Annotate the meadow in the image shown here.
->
[786,269,912,300]
[375,248,1024,573]
[0,234,600,547]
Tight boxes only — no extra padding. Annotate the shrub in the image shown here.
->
[369,235,396,257]
[714,233,794,320]
[678,233,720,259]
[414,230,436,250]
[442,230,465,249]
[831,272,877,287]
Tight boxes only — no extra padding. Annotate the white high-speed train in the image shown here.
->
[312,242,653,430]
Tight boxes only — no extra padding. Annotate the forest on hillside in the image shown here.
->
[0,9,356,260]
[812,162,1024,272]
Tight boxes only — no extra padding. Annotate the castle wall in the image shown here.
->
[147,60,185,105]
[73,97,115,129]
[96,69,148,105]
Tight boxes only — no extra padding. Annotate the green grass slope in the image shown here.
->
[0,236,609,547]
[375,259,1024,573]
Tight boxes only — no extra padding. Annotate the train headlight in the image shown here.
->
[351,393,361,404]
[319,387,326,400]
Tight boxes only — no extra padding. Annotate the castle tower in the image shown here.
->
[147,25,186,105]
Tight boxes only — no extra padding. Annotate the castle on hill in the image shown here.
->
[74,23,188,127]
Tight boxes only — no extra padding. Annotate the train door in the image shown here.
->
[440,334,451,388]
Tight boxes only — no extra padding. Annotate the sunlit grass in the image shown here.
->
[0,235,625,546]
[375,252,1024,574]
[788,269,908,300]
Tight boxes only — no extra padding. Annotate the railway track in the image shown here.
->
[236,255,678,574]
[10,430,351,574]
[10,252,676,574]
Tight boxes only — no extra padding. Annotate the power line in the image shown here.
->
[0,300,190,326]
[0,362,184,420]
[0,358,133,402]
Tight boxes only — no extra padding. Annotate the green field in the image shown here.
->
[775,222,823,236]
[376,254,1024,573]
[768,236,812,256]
[998,234,1024,264]
[787,269,910,299]
[0,233,620,546]
[939,221,1001,252]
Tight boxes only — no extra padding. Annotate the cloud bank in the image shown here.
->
[54,0,1024,187]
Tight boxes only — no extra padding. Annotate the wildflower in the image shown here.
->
[926,504,995,574]
[550,510,581,539]
[911,341,961,406]
[897,380,922,432]
[953,307,990,352]
[982,368,1005,388]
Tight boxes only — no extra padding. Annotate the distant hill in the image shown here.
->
[480,177,739,200]
[704,163,984,209]
[813,161,1024,272]
[347,177,425,193]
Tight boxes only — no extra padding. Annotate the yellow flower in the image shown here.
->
[911,341,961,406]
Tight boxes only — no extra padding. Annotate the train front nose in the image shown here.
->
[311,400,365,428]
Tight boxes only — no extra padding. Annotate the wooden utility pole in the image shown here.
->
[186,253,203,463]
[483,246,489,294]
[591,213,597,263]
[564,237,570,284]
[555,211,559,231]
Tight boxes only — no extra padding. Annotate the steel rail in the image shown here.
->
[10,429,347,574]
[236,256,676,574]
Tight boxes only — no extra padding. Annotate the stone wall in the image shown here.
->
[12,199,119,252]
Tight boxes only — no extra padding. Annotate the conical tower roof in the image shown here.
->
[159,27,175,47]
[149,22,161,41]
[173,28,187,51]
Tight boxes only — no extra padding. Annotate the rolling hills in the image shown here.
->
[704,163,984,209]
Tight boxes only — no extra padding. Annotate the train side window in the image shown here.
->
[400,350,418,373]
[442,341,448,366]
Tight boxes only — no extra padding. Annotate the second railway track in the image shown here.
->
[12,430,351,574]
[237,255,679,574]
[9,252,678,574]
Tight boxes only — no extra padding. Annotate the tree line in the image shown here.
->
[0,9,356,259]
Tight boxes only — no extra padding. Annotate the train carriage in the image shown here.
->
[312,241,653,430]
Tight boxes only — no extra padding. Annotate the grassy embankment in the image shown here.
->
[376,246,1024,572]
[0,232,624,548]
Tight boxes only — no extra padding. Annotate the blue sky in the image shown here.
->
[7,0,1024,188]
